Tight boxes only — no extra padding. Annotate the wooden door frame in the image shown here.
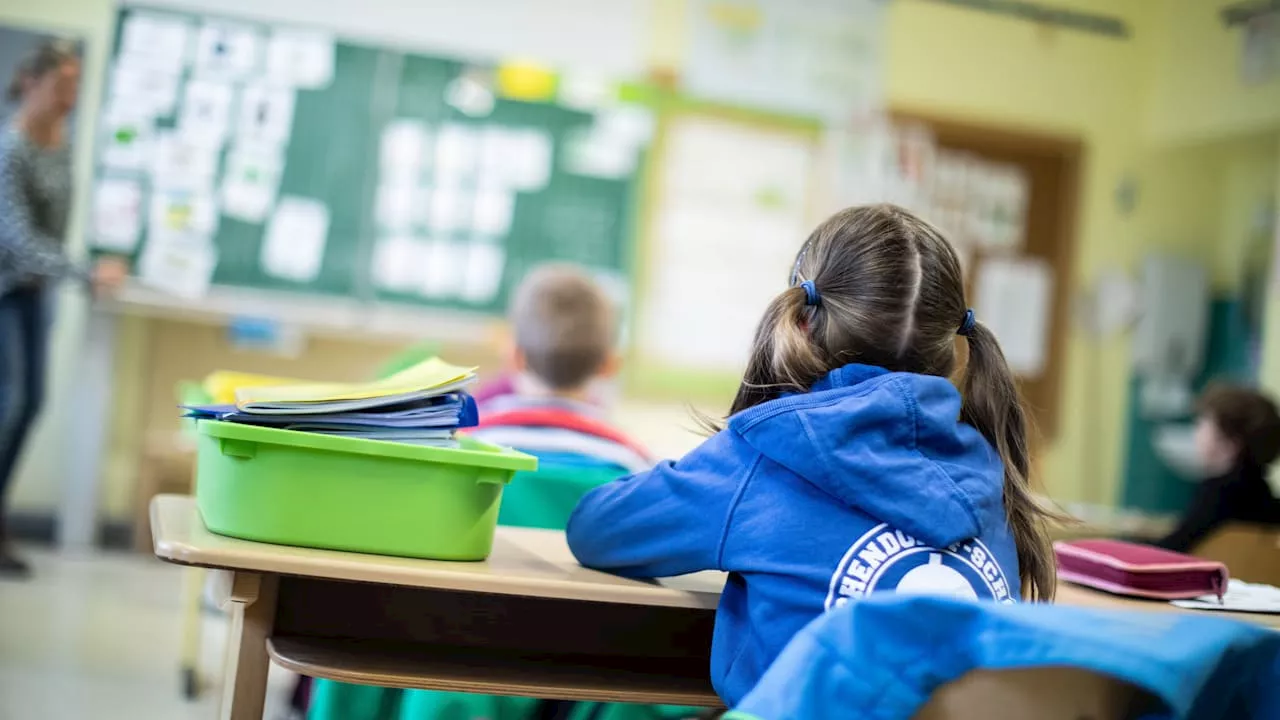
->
[894,110,1084,442]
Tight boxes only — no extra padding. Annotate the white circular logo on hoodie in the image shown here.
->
[824,523,1014,610]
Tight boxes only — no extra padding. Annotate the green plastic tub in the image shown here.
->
[195,421,537,560]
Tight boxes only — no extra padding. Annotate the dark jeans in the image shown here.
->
[0,287,51,528]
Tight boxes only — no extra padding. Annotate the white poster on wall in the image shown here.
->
[683,0,885,119]
[973,256,1054,377]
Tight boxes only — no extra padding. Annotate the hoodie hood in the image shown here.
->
[728,364,1004,548]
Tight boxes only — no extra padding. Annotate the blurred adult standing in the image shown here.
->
[0,39,126,578]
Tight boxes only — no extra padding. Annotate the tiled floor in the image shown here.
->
[0,546,298,719]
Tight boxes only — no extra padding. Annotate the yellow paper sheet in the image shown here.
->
[204,371,309,405]
[234,357,476,405]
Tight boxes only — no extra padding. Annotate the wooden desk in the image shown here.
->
[1055,582,1280,630]
[150,495,723,719]
[152,494,1280,719]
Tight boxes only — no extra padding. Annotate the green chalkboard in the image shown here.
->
[94,7,646,314]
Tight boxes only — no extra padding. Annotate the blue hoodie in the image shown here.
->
[566,363,1020,706]
[727,594,1280,720]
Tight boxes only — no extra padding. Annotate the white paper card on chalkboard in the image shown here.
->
[138,233,217,299]
[150,188,219,237]
[120,13,191,69]
[563,127,636,179]
[179,80,235,147]
[380,120,431,182]
[435,124,480,183]
[461,242,506,303]
[419,239,465,299]
[597,106,655,146]
[425,186,472,233]
[151,131,218,189]
[371,236,421,293]
[507,130,552,191]
[109,64,180,117]
[221,145,283,223]
[99,105,154,171]
[375,182,419,232]
[558,73,613,110]
[973,256,1053,377]
[194,22,262,81]
[266,29,334,89]
[91,178,145,252]
[262,197,329,282]
[473,187,514,236]
[238,84,295,146]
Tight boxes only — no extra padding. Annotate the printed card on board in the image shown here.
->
[238,84,296,146]
[90,178,145,252]
[119,12,192,69]
[179,80,236,147]
[221,144,284,223]
[99,104,154,172]
[194,22,262,81]
[150,131,219,189]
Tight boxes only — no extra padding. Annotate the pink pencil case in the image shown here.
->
[1054,539,1228,600]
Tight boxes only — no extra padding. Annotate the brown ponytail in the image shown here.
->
[958,321,1057,601]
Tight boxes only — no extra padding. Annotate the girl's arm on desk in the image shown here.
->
[566,430,748,578]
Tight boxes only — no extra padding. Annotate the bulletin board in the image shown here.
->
[88,6,650,315]
[625,100,824,404]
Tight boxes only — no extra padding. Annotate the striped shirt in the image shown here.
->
[0,123,81,296]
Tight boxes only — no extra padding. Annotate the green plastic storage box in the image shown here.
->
[195,421,537,561]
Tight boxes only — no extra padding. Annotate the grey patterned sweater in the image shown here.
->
[0,123,83,296]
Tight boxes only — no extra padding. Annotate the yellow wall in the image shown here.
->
[1147,0,1280,146]
[1259,142,1280,396]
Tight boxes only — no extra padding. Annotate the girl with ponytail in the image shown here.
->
[567,204,1058,707]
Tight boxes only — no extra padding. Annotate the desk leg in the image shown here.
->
[219,571,278,720]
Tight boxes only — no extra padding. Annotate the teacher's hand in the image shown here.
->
[91,256,129,299]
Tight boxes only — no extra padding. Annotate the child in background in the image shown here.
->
[1157,383,1280,553]
[566,204,1059,707]
[470,263,651,477]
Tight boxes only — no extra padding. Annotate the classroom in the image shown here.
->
[2,0,1280,718]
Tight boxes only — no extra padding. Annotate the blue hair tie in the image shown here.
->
[957,309,976,336]
[800,280,820,307]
